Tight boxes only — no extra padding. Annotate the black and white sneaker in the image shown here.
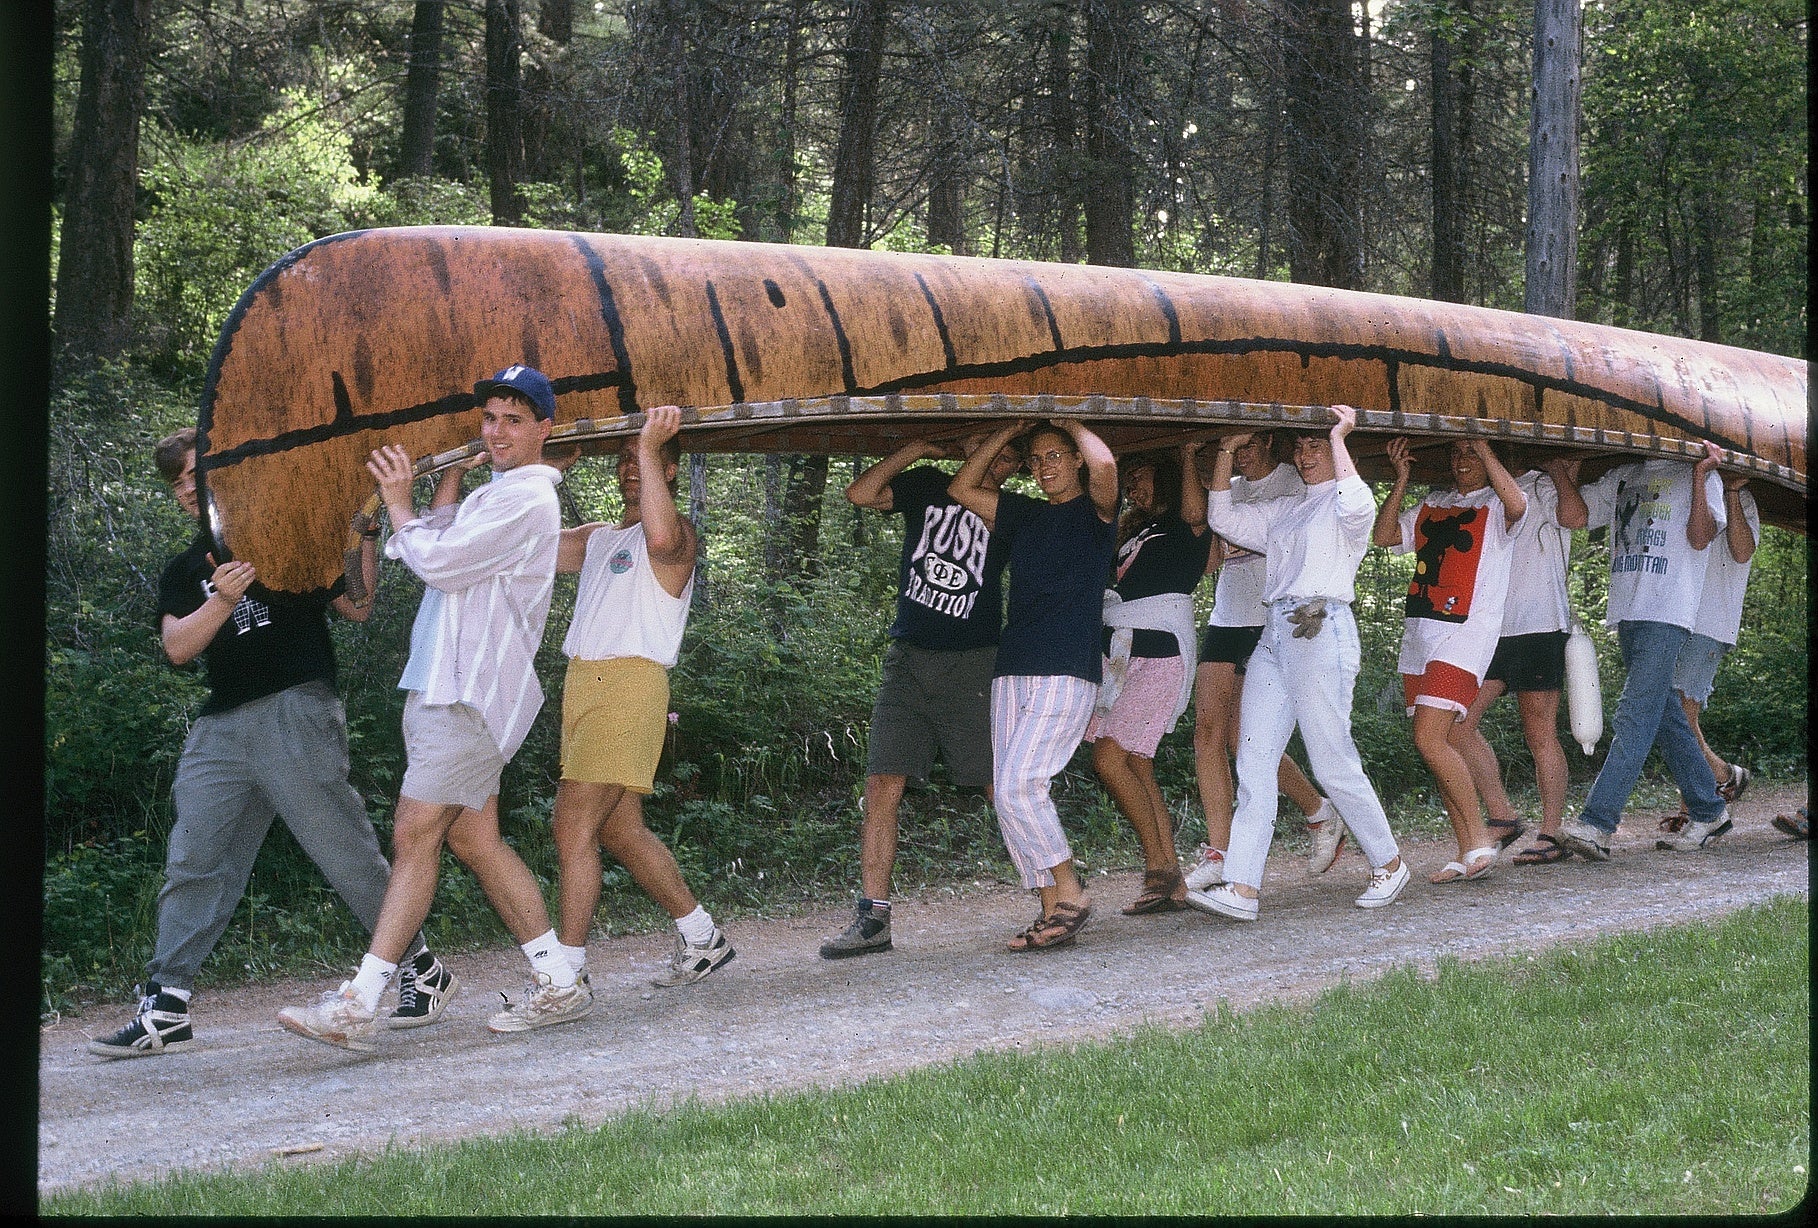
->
[87,984,194,1059]
[388,952,459,1029]
[651,929,736,987]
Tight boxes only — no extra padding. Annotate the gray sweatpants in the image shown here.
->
[146,679,422,991]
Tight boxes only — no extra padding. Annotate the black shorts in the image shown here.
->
[1484,631,1567,693]
[1200,624,1266,675]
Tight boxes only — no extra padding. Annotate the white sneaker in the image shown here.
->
[651,929,737,988]
[1183,845,1226,891]
[1656,808,1734,852]
[1185,882,1259,921]
[1306,801,1348,874]
[487,972,594,1034]
[1355,860,1411,909]
[278,982,378,1052]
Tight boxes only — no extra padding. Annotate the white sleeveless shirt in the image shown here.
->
[562,521,694,668]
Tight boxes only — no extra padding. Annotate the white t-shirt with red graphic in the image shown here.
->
[1390,486,1522,681]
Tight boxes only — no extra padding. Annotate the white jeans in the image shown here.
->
[1225,600,1400,890]
[990,674,1097,888]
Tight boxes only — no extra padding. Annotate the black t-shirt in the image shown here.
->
[992,490,1118,683]
[886,466,1008,650]
[157,534,342,716]
[1105,514,1213,657]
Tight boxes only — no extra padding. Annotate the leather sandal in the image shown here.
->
[1485,818,1527,850]
[1007,899,1092,951]
[1121,867,1186,915]
[1512,833,1571,865]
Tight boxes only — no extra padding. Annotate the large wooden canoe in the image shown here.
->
[196,226,1807,594]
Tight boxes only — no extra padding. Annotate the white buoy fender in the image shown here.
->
[1564,622,1603,755]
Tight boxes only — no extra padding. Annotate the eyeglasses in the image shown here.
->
[1031,448,1077,467]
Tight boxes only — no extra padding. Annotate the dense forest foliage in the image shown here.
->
[42,0,1807,1009]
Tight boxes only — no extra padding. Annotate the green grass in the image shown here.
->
[45,897,1810,1216]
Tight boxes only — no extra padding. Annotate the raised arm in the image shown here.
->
[1686,440,1724,551]
[1542,457,1586,529]
[948,420,1025,527]
[557,523,605,574]
[330,534,378,622]
[1178,440,1208,535]
[1055,418,1120,522]
[1330,404,1362,482]
[1473,438,1528,528]
[847,439,938,511]
[1371,435,1413,547]
[636,405,699,597]
[1721,475,1756,564]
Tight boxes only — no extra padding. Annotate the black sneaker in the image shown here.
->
[388,951,460,1029]
[87,984,194,1059]
[819,901,893,959]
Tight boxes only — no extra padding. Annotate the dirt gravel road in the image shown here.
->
[38,785,1809,1195]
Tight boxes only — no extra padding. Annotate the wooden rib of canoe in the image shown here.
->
[196,226,1807,595]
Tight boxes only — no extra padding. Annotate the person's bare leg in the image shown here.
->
[598,791,697,918]
[1277,754,1325,820]
[1411,706,1491,874]
[1679,692,1730,783]
[1516,689,1569,835]
[1192,661,1240,851]
[857,773,907,901]
[366,795,462,964]
[1093,737,1173,871]
[551,779,626,946]
[1135,756,1177,863]
[444,797,558,944]
[1455,680,1522,828]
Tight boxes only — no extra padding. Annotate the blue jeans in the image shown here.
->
[1580,620,1725,835]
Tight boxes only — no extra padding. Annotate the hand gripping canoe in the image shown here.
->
[199,226,1807,595]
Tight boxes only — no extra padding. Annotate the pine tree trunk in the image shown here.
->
[1284,0,1364,290]
[484,0,525,225]
[397,1,445,179]
[1523,0,1581,318]
[52,0,152,376]
[1081,0,1136,268]
[1429,3,1465,302]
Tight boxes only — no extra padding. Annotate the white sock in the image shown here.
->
[522,930,576,988]
[350,954,396,1013]
[676,905,716,947]
[558,942,588,973]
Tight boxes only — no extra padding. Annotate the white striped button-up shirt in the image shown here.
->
[387,463,562,760]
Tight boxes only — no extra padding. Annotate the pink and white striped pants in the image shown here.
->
[990,674,1098,888]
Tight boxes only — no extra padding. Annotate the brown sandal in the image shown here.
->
[1121,867,1186,915]
[1007,899,1092,951]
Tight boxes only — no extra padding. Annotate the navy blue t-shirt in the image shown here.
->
[992,490,1118,682]
[1105,514,1213,657]
[157,534,343,716]
[886,466,1007,650]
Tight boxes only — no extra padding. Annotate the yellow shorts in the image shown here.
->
[560,656,670,792]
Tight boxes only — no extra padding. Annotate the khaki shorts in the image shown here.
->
[400,694,504,811]
[561,656,670,793]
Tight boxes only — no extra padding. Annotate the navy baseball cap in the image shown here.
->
[474,365,557,420]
